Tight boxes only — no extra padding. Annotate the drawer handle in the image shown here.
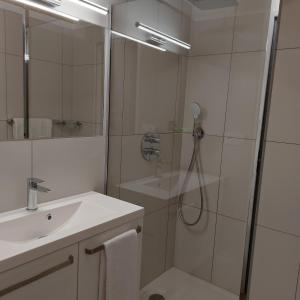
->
[0,255,74,297]
[85,226,142,255]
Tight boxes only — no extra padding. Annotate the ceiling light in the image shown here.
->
[14,0,80,21]
[112,31,166,52]
[68,0,108,15]
[136,22,191,50]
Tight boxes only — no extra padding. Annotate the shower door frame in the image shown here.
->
[240,1,281,298]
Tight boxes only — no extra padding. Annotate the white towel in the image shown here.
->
[102,230,139,300]
[12,118,24,140]
[29,118,52,139]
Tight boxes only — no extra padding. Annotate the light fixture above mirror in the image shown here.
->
[135,22,191,50]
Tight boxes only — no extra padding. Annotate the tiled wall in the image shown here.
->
[108,0,273,294]
[29,12,105,138]
[0,7,107,214]
[107,37,182,286]
[0,136,106,213]
[249,1,300,299]
[173,0,271,295]
[0,8,24,140]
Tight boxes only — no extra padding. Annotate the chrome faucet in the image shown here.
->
[27,178,51,211]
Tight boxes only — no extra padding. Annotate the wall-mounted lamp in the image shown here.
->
[112,30,166,52]
[14,0,80,21]
[136,22,191,50]
[68,0,108,15]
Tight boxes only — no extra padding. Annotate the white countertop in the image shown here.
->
[0,192,144,273]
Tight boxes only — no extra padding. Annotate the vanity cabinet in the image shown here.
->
[0,245,78,300]
[0,220,142,300]
[78,222,142,300]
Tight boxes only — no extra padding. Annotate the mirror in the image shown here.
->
[0,1,25,141]
[0,0,107,141]
[28,10,105,139]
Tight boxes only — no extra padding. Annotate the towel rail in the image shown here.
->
[0,255,74,297]
[85,226,142,255]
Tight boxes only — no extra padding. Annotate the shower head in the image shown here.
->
[191,102,201,120]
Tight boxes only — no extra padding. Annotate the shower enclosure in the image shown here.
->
[107,0,280,299]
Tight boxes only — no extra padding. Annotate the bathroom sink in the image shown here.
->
[0,191,143,272]
[0,202,81,243]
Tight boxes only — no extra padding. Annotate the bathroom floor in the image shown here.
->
[141,268,239,300]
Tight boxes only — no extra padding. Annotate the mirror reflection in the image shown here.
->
[28,11,105,139]
[0,0,106,141]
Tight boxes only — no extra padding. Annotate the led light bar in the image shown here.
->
[14,0,80,21]
[112,30,166,52]
[136,22,191,50]
[68,0,108,15]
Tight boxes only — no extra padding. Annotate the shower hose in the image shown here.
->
[178,125,205,226]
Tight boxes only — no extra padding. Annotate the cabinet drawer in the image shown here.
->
[0,245,78,300]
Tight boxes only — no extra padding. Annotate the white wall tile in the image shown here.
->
[179,134,223,213]
[123,45,179,134]
[174,207,216,281]
[267,49,300,144]
[249,226,300,300]
[218,138,255,221]
[29,59,62,120]
[4,11,23,56]
[62,65,73,121]
[141,207,168,287]
[212,215,246,295]
[0,141,31,213]
[0,121,7,140]
[107,135,122,198]
[233,0,272,52]
[225,52,265,139]
[120,134,173,214]
[190,15,235,56]
[258,142,300,236]
[6,54,23,118]
[0,52,6,120]
[184,54,231,136]
[165,204,177,270]
[32,136,106,203]
[277,0,300,49]
[72,65,96,123]
[30,22,62,63]
[0,9,5,53]
[109,38,125,136]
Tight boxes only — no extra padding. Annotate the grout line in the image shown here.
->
[211,10,237,283]
[255,223,300,239]
[267,139,300,147]
[277,46,300,51]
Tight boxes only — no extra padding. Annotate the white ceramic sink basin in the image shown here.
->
[0,192,144,273]
[0,202,81,243]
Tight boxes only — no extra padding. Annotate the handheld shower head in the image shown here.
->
[191,102,201,120]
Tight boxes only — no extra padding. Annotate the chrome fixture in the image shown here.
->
[186,0,238,10]
[85,226,142,255]
[111,31,166,52]
[14,0,80,22]
[68,0,109,15]
[135,22,191,50]
[27,178,51,211]
[39,0,62,6]
[178,102,205,226]
[141,133,161,161]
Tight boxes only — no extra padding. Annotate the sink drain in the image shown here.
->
[149,294,165,300]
